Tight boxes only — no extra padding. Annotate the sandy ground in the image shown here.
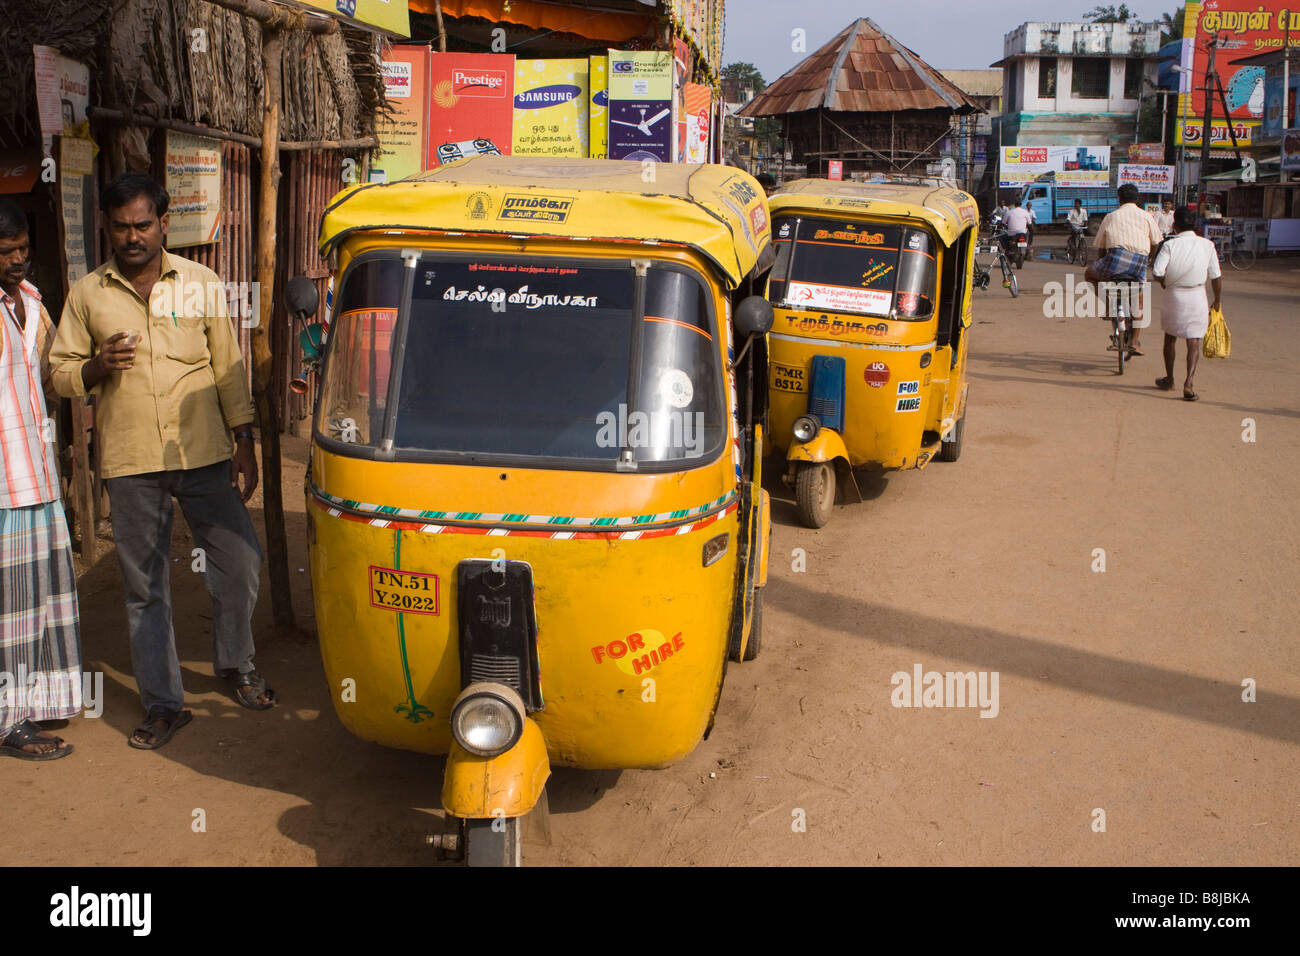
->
[3,247,1298,867]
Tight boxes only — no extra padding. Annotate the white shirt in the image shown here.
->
[1004,206,1032,234]
[1152,231,1221,287]
[1154,209,1175,234]
[1067,207,1089,227]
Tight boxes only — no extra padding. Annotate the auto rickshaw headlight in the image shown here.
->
[792,415,820,443]
[450,683,526,757]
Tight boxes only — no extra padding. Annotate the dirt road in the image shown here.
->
[4,252,1298,866]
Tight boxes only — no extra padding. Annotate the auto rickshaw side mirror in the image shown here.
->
[734,295,774,338]
[284,275,320,318]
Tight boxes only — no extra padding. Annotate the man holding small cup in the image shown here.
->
[50,173,276,750]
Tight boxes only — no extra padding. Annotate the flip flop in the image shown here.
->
[1183,388,1199,402]
[221,669,278,710]
[1155,376,1175,390]
[0,719,73,760]
[128,707,192,750]
[1128,348,1145,357]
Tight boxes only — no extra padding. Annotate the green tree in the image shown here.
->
[722,62,765,93]
[1083,4,1134,22]
[722,62,782,160]
[1157,6,1186,46]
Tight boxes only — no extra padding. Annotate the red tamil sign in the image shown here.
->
[1176,1,1300,146]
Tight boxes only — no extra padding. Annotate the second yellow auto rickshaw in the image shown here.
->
[764,178,979,527]
[286,156,775,865]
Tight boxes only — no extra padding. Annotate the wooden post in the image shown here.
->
[255,24,295,631]
[70,401,96,563]
[434,0,447,52]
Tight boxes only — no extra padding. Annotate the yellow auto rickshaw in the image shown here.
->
[764,178,978,527]
[286,156,775,865]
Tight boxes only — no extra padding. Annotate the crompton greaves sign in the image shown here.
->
[1000,145,1110,187]
[1117,163,1176,194]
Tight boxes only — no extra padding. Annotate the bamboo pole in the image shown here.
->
[255,23,295,631]
[434,0,447,52]
[205,0,336,32]
[87,107,376,150]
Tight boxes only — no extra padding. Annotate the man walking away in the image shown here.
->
[0,198,83,760]
[50,174,275,750]
[1152,206,1221,402]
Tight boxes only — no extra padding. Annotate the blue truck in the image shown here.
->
[1019,175,1118,226]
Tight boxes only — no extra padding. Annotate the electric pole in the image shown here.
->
[1197,33,1219,202]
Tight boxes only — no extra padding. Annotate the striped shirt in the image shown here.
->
[0,281,59,508]
[1093,203,1163,254]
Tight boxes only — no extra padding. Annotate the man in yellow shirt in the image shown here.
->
[50,174,276,750]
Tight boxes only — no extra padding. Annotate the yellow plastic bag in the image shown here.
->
[1203,306,1230,359]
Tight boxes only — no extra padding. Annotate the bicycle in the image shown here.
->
[1218,227,1256,271]
[973,225,1019,297]
[1065,226,1089,266]
[1102,280,1143,376]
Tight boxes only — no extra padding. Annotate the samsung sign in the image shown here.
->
[514,85,582,109]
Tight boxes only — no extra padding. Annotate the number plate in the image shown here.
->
[369,566,441,615]
[770,361,807,393]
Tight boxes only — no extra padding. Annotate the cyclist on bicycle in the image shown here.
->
[1067,199,1089,233]
[1067,199,1089,260]
[1085,184,1163,357]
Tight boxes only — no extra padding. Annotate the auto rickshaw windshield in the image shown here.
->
[316,251,727,469]
[768,216,937,319]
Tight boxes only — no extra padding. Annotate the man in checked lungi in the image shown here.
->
[1085,183,1164,359]
[0,198,83,760]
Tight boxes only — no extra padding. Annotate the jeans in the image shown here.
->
[106,461,262,713]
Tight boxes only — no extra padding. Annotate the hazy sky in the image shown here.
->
[722,0,1177,82]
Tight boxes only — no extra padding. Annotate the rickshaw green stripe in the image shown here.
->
[310,481,735,529]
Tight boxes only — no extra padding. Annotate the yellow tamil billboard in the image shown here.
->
[512,59,589,156]
[279,0,410,38]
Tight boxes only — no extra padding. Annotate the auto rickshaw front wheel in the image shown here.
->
[795,461,835,528]
[939,413,965,462]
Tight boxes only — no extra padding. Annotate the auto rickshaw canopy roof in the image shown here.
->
[768,178,979,246]
[318,156,773,289]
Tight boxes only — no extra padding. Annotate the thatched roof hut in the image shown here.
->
[0,0,386,147]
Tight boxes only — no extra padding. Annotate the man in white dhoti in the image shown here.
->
[1151,207,1222,402]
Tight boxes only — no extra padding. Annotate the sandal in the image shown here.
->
[1183,387,1199,402]
[221,669,277,710]
[1155,376,1175,390]
[1127,347,1145,357]
[1,719,73,760]
[128,707,192,750]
